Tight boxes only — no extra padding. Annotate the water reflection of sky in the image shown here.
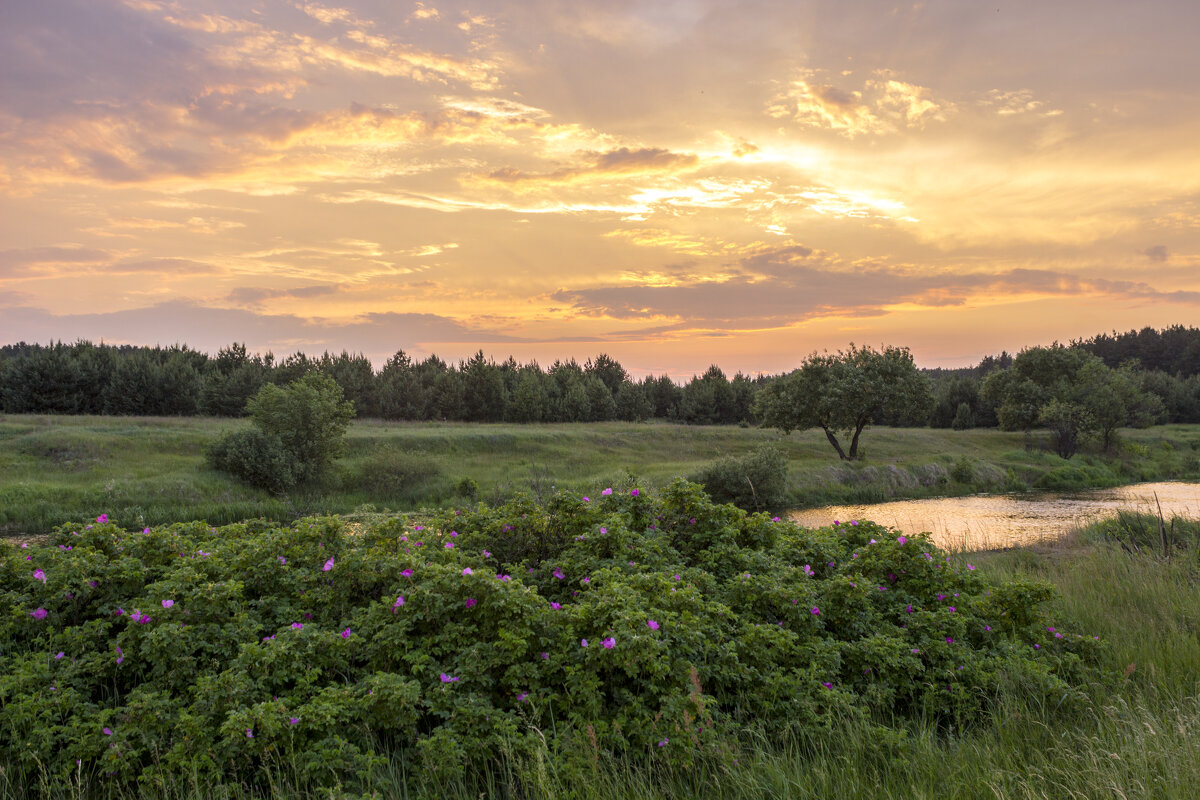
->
[787,482,1200,552]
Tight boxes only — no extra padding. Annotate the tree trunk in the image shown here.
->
[822,426,849,460]
[848,422,867,460]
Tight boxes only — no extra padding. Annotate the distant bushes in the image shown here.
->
[205,429,297,493]
[1,482,1101,797]
[691,444,789,510]
[207,373,354,492]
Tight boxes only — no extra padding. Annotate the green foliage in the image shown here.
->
[691,445,789,510]
[756,344,933,460]
[982,346,1163,457]
[949,456,975,484]
[951,401,974,430]
[1031,462,1118,491]
[205,429,298,493]
[207,373,355,491]
[246,372,356,484]
[0,484,1102,797]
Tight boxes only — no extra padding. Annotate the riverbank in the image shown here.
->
[2,414,1198,535]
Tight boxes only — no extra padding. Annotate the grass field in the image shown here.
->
[2,415,1199,536]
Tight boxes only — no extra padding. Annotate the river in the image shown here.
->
[787,481,1200,552]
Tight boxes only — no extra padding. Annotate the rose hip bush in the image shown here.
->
[1,480,1102,797]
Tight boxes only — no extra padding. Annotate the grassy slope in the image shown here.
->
[1,414,1198,536]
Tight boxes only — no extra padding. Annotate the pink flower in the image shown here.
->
[97,514,108,524]
[393,595,405,608]
[517,692,528,702]
[103,727,113,736]
[581,639,589,647]
[897,536,907,544]
[553,569,565,580]
[55,651,65,660]
[657,738,669,746]
[601,488,613,496]
[482,550,492,558]
[439,673,459,683]
[582,496,590,502]
[289,717,300,725]
[444,542,454,549]
[277,556,287,565]
[464,598,477,609]
[323,558,335,572]
[246,729,254,738]
[601,637,615,649]
[550,602,562,610]
[811,607,820,615]
[291,622,303,630]
[33,569,46,583]
[30,608,47,620]
[401,569,413,577]
[630,489,639,497]
[341,627,351,639]
[161,599,174,609]
[450,531,458,537]
[462,567,473,576]
[967,564,976,570]
[647,619,659,630]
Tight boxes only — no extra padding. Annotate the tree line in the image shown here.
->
[2,325,1198,450]
[0,341,763,425]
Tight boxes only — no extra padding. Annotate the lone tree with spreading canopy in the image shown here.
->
[755,344,932,460]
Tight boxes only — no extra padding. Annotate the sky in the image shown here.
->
[1,0,1199,378]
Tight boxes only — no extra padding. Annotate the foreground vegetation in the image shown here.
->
[3,482,1100,798]
[2,416,1199,537]
[5,491,1200,799]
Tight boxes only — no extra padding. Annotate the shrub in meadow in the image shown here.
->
[690,444,789,510]
[0,482,1102,797]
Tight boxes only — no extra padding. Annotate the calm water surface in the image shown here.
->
[788,481,1200,551]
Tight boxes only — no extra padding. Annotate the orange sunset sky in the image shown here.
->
[1,0,1198,377]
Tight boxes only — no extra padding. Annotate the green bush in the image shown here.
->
[209,372,355,491]
[247,372,355,484]
[1,483,1102,797]
[1032,462,1118,491]
[949,456,975,484]
[205,429,297,493]
[691,444,789,510]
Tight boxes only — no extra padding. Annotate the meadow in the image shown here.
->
[2,415,1199,537]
